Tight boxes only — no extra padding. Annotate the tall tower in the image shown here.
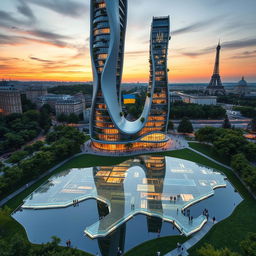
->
[205,42,226,96]
[89,0,171,152]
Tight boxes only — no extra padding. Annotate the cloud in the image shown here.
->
[172,19,218,36]
[231,50,256,59]
[0,10,23,28]
[179,38,256,58]
[17,0,36,21]
[27,0,88,17]
[223,38,256,49]
[0,1,36,29]
[0,33,70,48]
[29,56,55,63]
[14,27,71,40]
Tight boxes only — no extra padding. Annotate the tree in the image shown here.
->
[23,110,40,122]
[39,109,52,132]
[57,113,68,123]
[168,120,174,130]
[249,118,256,132]
[127,105,138,118]
[244,142,256,162]
[240,233,256,256]
[178,117,193,133]
[8,151,29,164]
[68,113,79,124]
[5,133,24,150]
[222,114,231,129]
[40,104,54,114]
[195,127,217,143]
[197,244,241,256]
[213,134,247,160]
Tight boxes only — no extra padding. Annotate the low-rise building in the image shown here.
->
[37,94,85,116]
[55,98,85,116]
[176,92,217,105]
[25,86,48,103]
[37,94,71,109]
[0,82,22,115]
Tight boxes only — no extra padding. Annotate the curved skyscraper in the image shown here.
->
[90,0,171,151]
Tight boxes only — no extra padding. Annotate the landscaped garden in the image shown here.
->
[1,146,255,256]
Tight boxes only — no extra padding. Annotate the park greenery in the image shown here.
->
[233,106,256,118]
[195,127,256,192]
[249,118,256,132]
[178,117,194,133]
[57,113,82,124]
[218,95,256,108]
[48,84,93,96]
[170,102,226,120]
[0,148,256,256]
[0,231,90,256]
[0,106,51,154]
[197,233,256,256]
[0,126,86,198]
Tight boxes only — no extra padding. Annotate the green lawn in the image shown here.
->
[188,142,230,165]
[1,148,256,256]
[124,236,188,256]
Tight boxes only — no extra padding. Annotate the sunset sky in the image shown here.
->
[0,0,255,83]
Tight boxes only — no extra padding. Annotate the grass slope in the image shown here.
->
[189,142,230,165]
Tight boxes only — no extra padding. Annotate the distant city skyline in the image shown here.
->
[0,0,256,82]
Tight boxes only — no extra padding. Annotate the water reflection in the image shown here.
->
[13,155,243,256]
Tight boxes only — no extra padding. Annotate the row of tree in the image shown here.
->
[195,127,256,192]
[48,84,93,96]
[197,233,256,256]
[170,102,226,120]
[0,106,52,154]
[218,95,256,108]
[0,126,86,198]
[233,106,256,118]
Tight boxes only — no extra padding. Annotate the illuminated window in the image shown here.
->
[94,28,110,36]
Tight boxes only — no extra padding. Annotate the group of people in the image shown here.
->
[170,194,181,203]
[73,199,79,207]
[66,240,71,247]
[117,247,123,256]
[177,242,184,252]
[203,208,209,220]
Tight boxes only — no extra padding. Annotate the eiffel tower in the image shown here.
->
[205,42,226,96]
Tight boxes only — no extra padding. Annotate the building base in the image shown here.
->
[91,141,168,152]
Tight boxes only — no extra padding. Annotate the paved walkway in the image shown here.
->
[164,221,214,256]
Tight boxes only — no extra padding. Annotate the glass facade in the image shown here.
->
[90,0,171,151]
[21,156,228,238]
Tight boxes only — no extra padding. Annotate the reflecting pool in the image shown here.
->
[13,155,242,256]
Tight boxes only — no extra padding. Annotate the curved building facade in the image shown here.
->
[90,0,171,151]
